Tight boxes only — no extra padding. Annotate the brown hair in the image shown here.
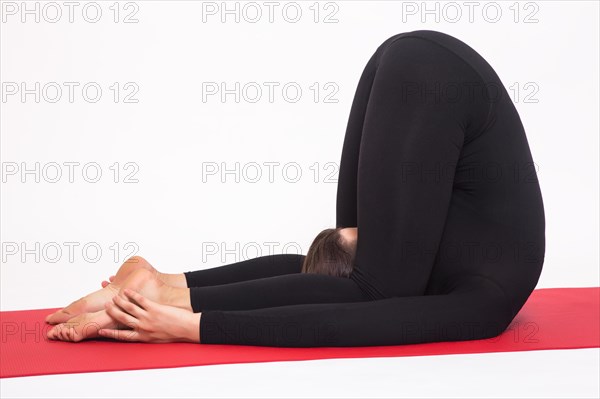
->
[301,227,356,278]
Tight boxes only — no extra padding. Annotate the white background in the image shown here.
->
[1,1,599,398]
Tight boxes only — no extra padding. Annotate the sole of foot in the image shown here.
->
[46,257,159,325]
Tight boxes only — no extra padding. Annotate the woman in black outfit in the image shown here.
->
[47,30,545,347]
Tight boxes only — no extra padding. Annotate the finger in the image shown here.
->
[113,292,146,318]
[98,328,144,342]
[102,276,116,288]
[123,288,153,311]
[105,301,139,326]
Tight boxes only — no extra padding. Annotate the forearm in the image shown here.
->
[198,285,511,347]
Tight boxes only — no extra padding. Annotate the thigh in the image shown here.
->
[336,45,381,228]
[349,36,489,299]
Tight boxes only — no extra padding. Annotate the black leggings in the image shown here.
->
[185,30,545,347]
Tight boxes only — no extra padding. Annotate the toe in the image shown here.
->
[47,324,61,340]
[46,309,72,325]
[45,312,57,324]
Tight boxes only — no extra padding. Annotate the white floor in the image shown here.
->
[1,348,598,398]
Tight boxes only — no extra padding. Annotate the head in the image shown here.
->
[301,227,358,278]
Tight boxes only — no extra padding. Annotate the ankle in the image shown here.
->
[157,272,187,288]
[160,286,192,311]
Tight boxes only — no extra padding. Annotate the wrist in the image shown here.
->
[184,312,201,343]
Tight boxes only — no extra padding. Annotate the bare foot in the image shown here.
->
[46,309,122,342]
[46,256,158,325]
[47,269,167,342]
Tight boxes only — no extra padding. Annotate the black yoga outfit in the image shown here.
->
[185,30,546,347]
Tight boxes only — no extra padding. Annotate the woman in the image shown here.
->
[47,29,545,346]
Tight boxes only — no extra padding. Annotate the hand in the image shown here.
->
[99,288,201,343]
[101,275,115,288]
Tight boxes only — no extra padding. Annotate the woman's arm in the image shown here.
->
[100,273,510,346]
[198,275,511,347]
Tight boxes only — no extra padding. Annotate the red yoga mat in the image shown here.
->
[1,287,599,379]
